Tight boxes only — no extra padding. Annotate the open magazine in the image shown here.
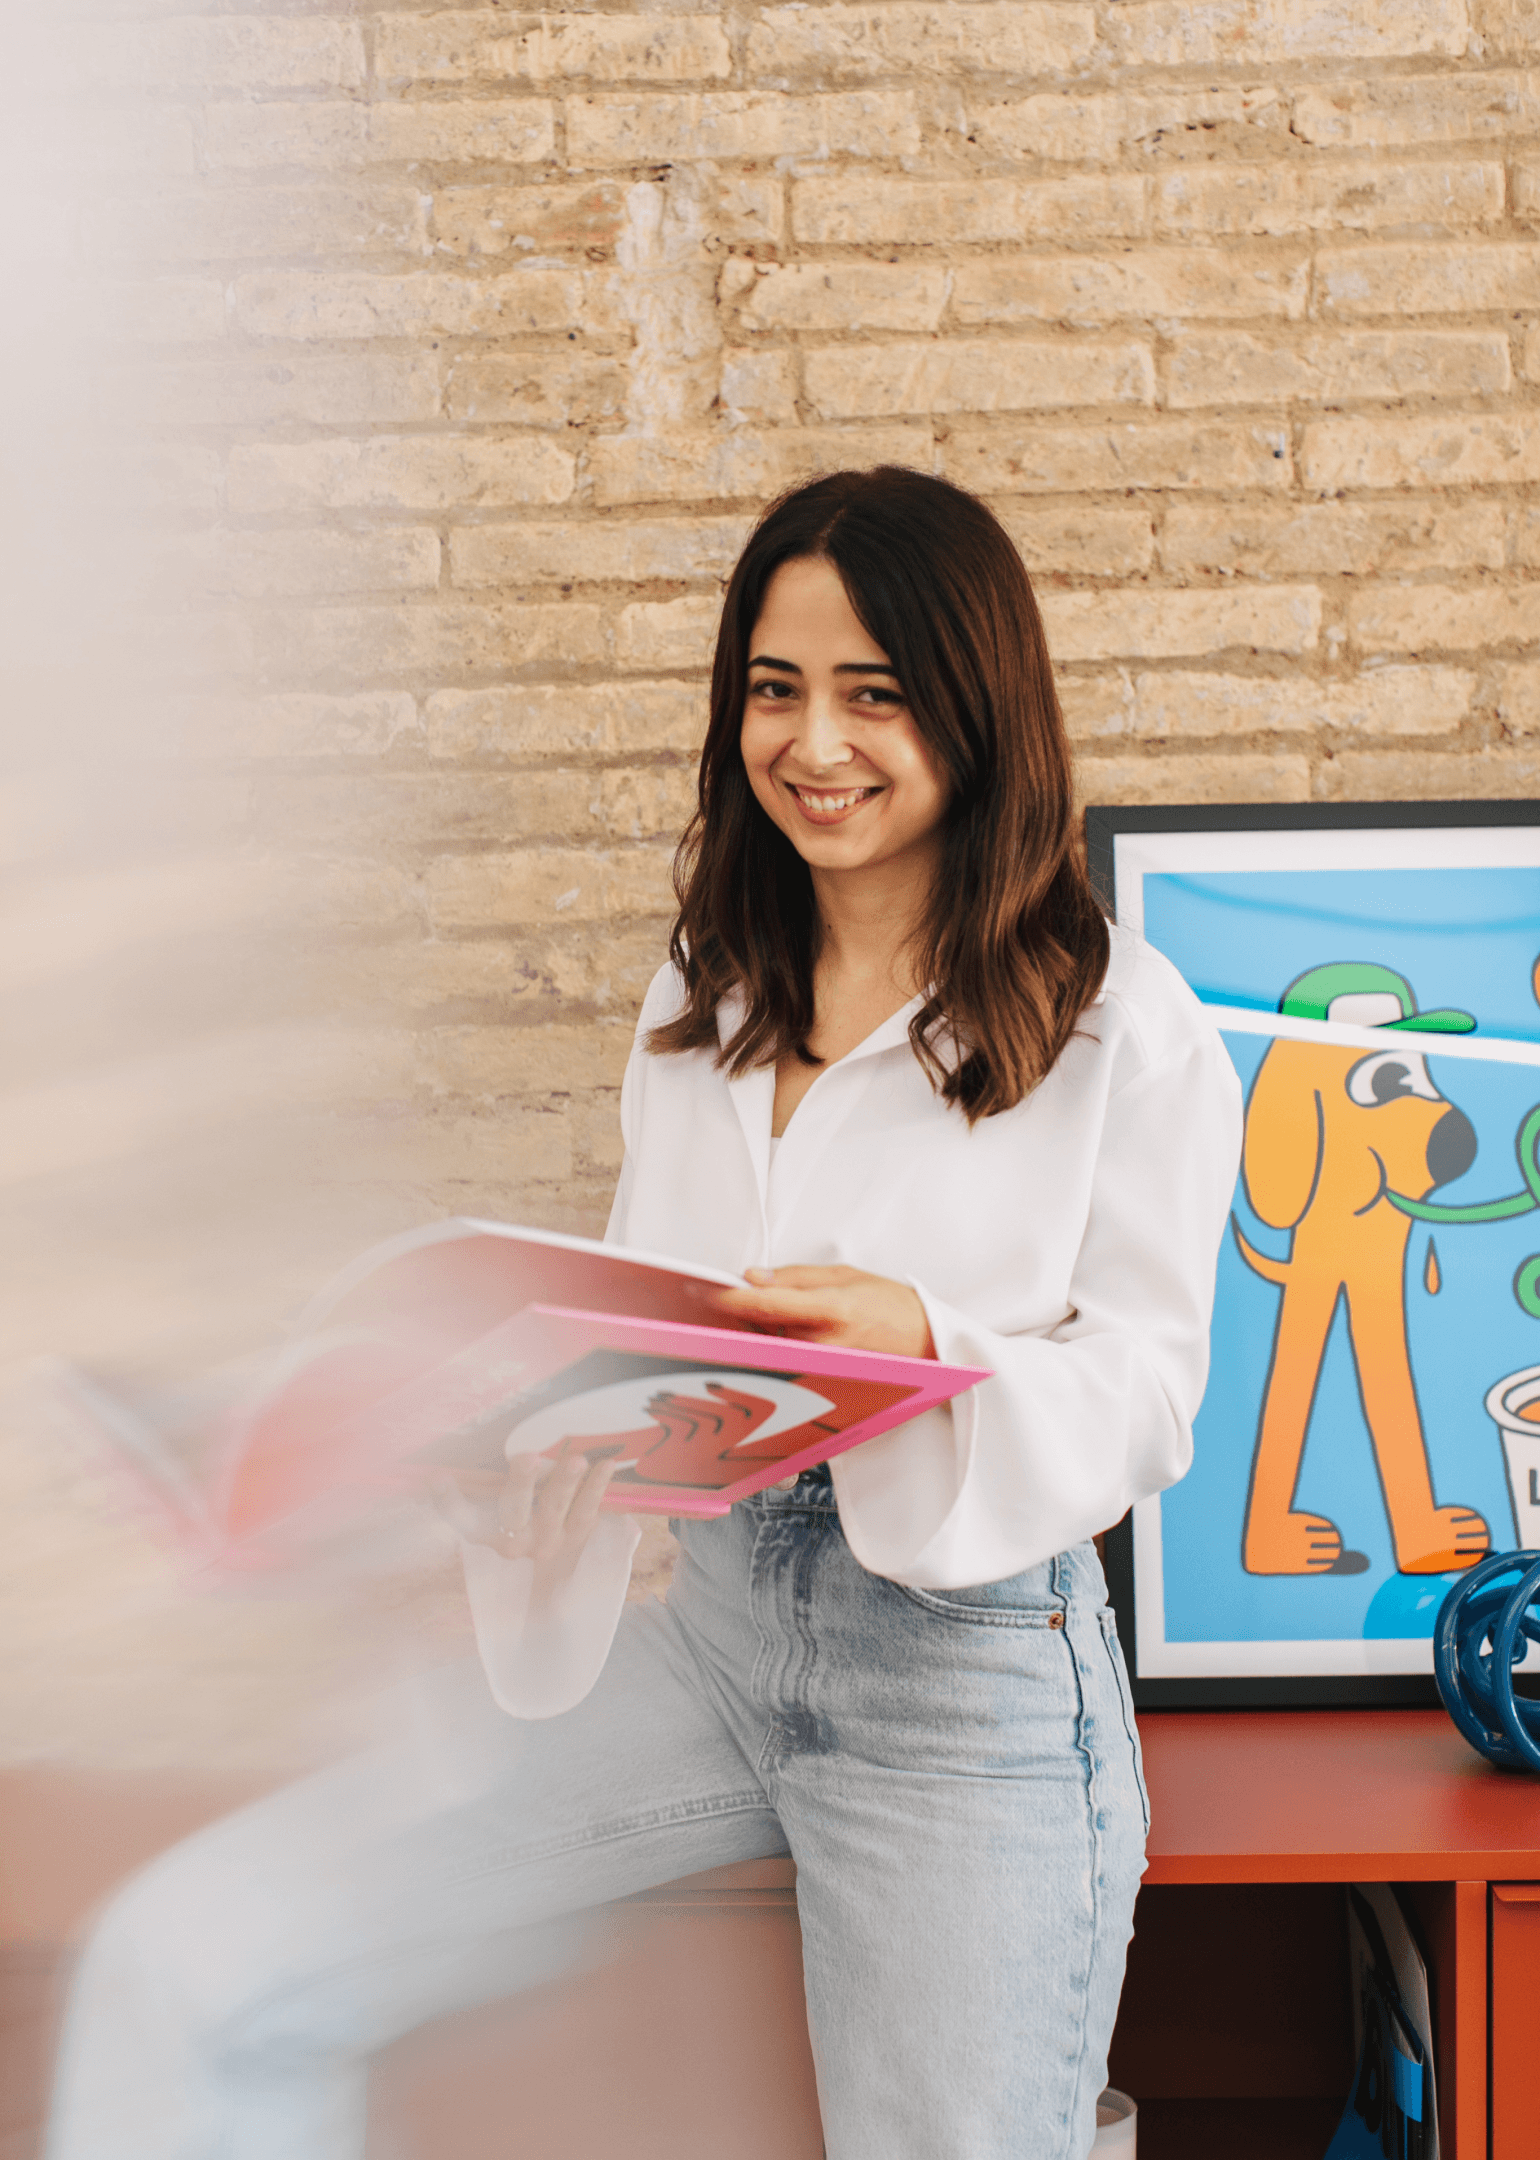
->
[59,1221,990,1565]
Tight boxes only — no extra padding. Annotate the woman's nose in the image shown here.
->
[797,693,854,773]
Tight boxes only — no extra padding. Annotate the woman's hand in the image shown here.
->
[704,1266,936,1360]
[432,1445,617,1602]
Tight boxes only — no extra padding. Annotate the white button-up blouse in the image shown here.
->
[462,924,1243,1718]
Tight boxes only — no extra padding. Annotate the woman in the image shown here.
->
[49,468,1240,2160]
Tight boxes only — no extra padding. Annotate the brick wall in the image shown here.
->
[11,0,1536,1317]
[3,0,1540,1768]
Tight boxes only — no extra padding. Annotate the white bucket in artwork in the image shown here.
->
[1092,2088,1136,2152]
[1483,1364,1540,1549]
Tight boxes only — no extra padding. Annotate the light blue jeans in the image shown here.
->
[46,1468,1148,2160]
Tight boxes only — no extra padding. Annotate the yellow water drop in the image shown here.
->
[1424,1237,1441,1296]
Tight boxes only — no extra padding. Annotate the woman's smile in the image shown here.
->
[782,779,887,824]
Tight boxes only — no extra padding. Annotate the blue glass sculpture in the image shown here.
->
[1433,1551,1540,1772]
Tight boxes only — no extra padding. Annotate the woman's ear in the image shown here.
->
[1242,1041,1327,1230]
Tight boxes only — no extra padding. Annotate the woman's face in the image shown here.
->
[740,556,949,881]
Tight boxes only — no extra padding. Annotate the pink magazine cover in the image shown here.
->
[199,1221,990,1552]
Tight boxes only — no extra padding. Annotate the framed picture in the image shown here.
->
[1087,801,1540,1707]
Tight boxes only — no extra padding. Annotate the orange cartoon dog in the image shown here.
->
[1234,962,1492,1576]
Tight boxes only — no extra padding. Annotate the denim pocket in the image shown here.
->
[1099,1607,1151,1837]
[891,1571,1063,1627]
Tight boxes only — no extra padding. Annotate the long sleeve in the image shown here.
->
[457,996,661,1720]
[460,1514,642,1719]
[831,1031,1243,1589]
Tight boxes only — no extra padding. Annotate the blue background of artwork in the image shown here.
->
[1140,865,1540,1646]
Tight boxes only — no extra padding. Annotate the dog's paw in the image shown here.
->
[1243,1511,1348,1574]
[1395,1506,1491,1574]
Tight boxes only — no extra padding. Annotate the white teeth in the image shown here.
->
[794,787,872,812]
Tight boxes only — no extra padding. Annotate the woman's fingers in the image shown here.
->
[524,1445,590,1561]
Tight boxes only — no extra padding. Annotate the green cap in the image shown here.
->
[1278,961,1475,1036]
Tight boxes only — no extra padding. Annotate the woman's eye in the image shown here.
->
[749,678,793,699]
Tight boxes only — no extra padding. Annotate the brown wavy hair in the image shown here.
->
[648,466,1109,1122]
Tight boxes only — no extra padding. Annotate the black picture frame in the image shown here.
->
[1088,799,1540,1710]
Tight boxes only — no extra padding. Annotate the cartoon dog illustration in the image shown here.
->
[1234,963,1492,1576]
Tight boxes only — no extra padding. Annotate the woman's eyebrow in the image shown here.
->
[745,655,899,676]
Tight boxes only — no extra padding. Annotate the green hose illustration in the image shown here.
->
[1389,1101,1540,1317]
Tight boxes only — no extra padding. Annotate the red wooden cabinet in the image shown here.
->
[1114,1710,1540,2160]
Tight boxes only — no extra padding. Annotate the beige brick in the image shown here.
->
[427,850,674,932]
[1075,751,1311,805]
[434,172,780,261]
[427,681,704,759]
[450,517,748,589]
[1318,749,1540,800]
[337,927,668,1016]
[590,425,932,506]
[721,349,800,427]
[87,186,430,266]
[444,352,624,428]
[378,14,731,85]
[205,100,556,172]
[431,180,625,257]
[1163,328,1511,409]
[599,767,698,840]
[1059,676,1138,741]
[1472,0,1540,56]
[418,1022,635,1098]
[251,771,600,848]
[152,529,441,603]
[944,418,1291,495]
[221,694,423,759]
[85,16,365,92]
[1526,326,1540,383]
[1292,71,1540,147]
[994,505,1155,577]
[951,248,1309,327]
[735,263,950,333]
[361,1108,574,1186]
[1316,243,1540,318]
[1496,662,1540,733]
[566,91,920,169]
[1098,0,1467,67]
[1513,160,1540,217]
[1041,587,1321,664]
[1162,500,1507,576]
[1348,585,1540,656]
[111,279,226,343]
[1153,159,1501,239]
[100,354,441,429]
[615,597,721,672]
[793,172,1147,246]
[233,268,578,341]
[572,1092,625,1175]
[229,436,575,515]
[805,338,1153,419]
[966,84,1286,165]
[1074,665,1476,740]
[261,601,605,682]
[1515,507,1540,568]
[1301,411,1540,490]
[749,2,1095,76]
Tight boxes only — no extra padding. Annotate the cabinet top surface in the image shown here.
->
[1140,1708,1540,1883]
